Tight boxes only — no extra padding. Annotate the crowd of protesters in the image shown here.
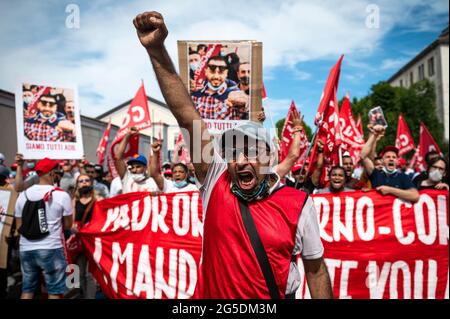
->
[1,10,449,300]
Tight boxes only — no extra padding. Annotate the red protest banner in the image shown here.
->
[96,119,112,165]
[80,191,203,299]
[295,190,449,299]
[395,113,416,157]
[80,190,448,299]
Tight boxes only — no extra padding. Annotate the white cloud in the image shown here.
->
[0,0,447,119]
[380,58,410,70]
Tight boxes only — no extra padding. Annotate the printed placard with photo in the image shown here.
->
[368,106,388,128]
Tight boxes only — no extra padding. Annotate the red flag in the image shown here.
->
[193,44,222,91]
[339,94,364,166]
[356,114,363,136]
[109,83,152,176]
[308,55,344,187]
[395,113,416,157]
[279,101,309,164]
[416,122,442,171]
[173,132,191,164]
[96,119,112,165]
[262,82,267,100]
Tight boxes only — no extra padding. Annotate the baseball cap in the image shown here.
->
[127,154,148,166]
[163,168,172,176]
[35,158,59,176]
[218,122,277,163]
[0,153,5,161]
[379,146,399,157]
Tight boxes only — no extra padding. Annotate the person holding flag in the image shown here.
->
[133,11,332,299]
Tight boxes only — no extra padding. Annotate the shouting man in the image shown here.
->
[133,11,333,299]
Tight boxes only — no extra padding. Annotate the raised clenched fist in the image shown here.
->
[57,120,75,132]
[151,141,162,153]
[227,91,248,108]
[133,11,168,50]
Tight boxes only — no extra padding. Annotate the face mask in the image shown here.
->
[190,61,201,72]
[79,185,93,195]
[240,76,250,85]
[429,169,443,183]
[188,176,196,184]
[173,180,188,189]
[27,162,35,169]
[230,177,270,202]
[131,173,146,183]
[383,166,397,175]
[207,81,226,93]
[24,96,33,104]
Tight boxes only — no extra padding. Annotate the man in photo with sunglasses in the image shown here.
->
[24,94,75,142]
[191,55,249,120]
[134,11,333,299]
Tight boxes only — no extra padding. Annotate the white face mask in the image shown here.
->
[429,169,443,183]
[131,173,146,183]
[24,96,33,104]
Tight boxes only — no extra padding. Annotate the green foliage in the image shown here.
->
[351,79,448,158]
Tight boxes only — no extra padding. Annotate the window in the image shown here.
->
[428,57,435,76]
[418,64,425,81]
[400,79,403,87]
[410,72,414,85]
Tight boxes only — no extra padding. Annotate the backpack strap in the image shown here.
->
[237,199,281,299]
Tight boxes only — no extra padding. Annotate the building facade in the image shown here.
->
[388,26,449,142]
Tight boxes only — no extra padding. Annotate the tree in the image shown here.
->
[351,79,448,158]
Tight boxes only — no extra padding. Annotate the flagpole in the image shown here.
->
[294,117,323,189]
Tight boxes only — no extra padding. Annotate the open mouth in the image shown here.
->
[237,170,257,190]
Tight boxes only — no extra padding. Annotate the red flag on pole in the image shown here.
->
[96,119,112,165]
[279,101,309,164]
[262,82,267,101]
[339,94,364,166]
[415,122,442,171]
[109,82,152,177]
[308,55,344,187]
[395,113,416,157]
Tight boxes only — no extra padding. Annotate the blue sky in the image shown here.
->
[0,0,448,131]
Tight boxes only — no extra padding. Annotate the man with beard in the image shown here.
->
[133,11,333,299]
[342,154,364,190]
[360,125,419,202]
[191,55,249,120]
[64,100,76,123]
[24,94,75,142]
[237,62,251,95]
[315,166,354,194]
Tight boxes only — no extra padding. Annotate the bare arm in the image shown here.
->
[149,142,165,191]
[114,127,137,179]
[276,115,304,179]
[310,139,325,186]
[376,186,420,203]
[303,257,334,299]
[63,215,73,230]
[14,157,25,193]
[134,11,212,184]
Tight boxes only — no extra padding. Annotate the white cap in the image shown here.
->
[0,153,5,161]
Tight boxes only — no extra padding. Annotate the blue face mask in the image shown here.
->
[173,180,188,189]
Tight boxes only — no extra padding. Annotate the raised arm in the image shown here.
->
[113,127,138,179]
[149,141,165,191]
[276,114,304,179]
[360,125,385,177]
[310,139,324,186]
[134,12,212,184]
[14,153,25,193]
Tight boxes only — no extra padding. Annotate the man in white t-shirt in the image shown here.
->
[150,142,198,193]
[14,158,73,299]
[113,127,158,194]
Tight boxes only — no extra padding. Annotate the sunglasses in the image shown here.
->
[40,100,56,106]
[207,65,227,73]
[78,179,90,183]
